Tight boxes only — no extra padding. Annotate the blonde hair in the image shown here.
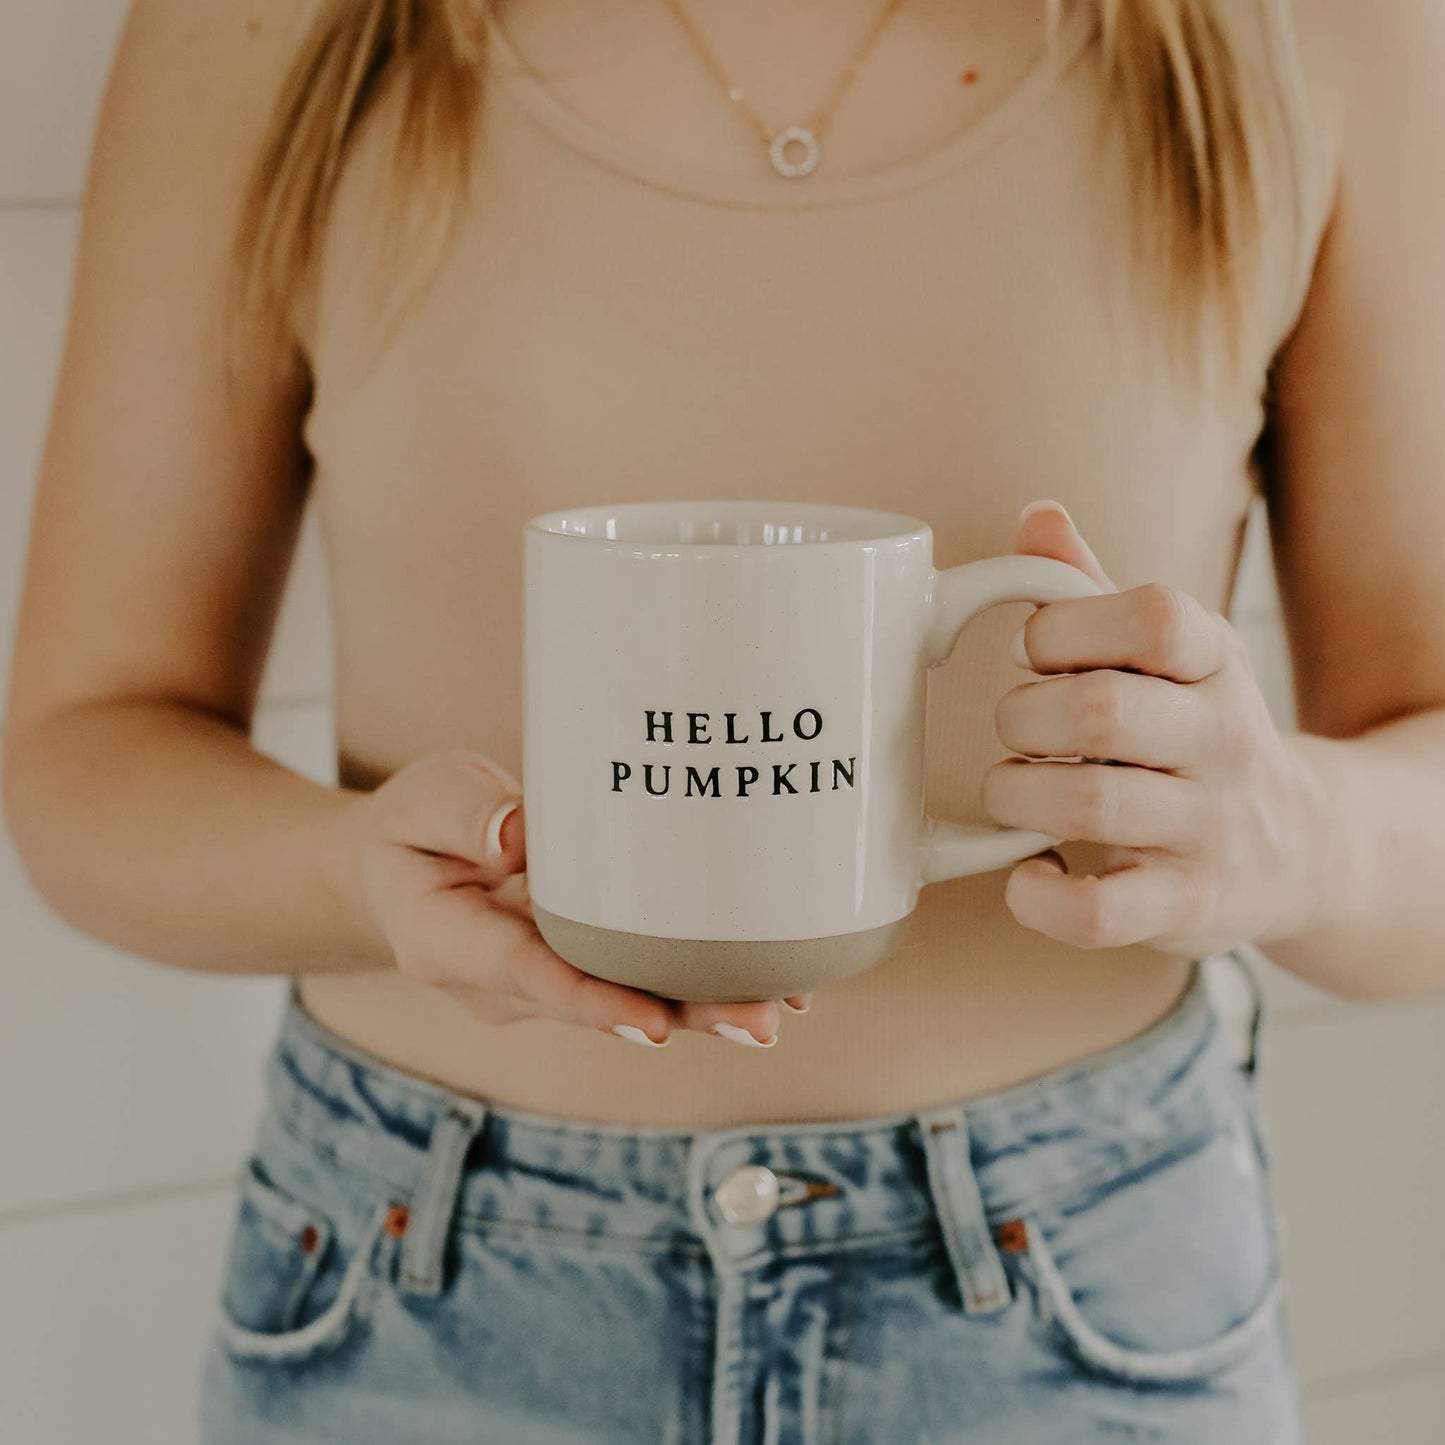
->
[229,0,1264,378]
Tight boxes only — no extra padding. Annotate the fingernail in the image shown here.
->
[612,1024,669,1047]
[781,997,811,1014]
[1019,499,1073,527]
[712,1022,777,1049]
[483,799,520,860]
[1009,624,1032,669]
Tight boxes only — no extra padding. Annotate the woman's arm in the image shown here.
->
[1238,0,1445,999]
[0,0,389,976]
[981,1,1445,1003]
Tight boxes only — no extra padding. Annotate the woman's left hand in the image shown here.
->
[982,500,1332,959]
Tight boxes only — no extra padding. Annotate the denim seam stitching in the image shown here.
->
[707,1224,940,1269]
[453,1214,938,1261]
[824,1249,864,1445]
[459,1217,711,1259]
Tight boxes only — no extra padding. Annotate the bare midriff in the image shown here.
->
[297,917,1194,1128]
[295,660,1196,1128]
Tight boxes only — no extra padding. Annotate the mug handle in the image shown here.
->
[920,554,1105,886]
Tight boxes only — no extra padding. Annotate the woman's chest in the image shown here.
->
[307,145,1262,615]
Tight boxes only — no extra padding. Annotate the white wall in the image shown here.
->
[2,8,1442,1442]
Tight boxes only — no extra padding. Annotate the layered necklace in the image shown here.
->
[657,0,912,178]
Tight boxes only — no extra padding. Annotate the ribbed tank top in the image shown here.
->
[291,0,1333,1123]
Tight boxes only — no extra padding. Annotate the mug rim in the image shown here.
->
[525,500,931,550]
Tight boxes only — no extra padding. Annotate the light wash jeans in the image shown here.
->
[198,951,1302,1443]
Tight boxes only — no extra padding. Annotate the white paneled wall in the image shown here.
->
[2,9,1443,1444]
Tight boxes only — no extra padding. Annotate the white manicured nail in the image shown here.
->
[781,998,811,1014]
[1019,499,1073,527]
[612,1024,669,1047]
[1010,624,1032,669]
[713,1022,777,1048]
[483,800,520,860]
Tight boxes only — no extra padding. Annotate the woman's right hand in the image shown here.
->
[334,750,809,1047]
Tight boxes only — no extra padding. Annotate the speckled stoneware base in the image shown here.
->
[532,906,916,1003]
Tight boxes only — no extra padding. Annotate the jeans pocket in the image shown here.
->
[213,1156,389,1367]
[1009,1098,1285,1387]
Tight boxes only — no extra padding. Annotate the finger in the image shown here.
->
[401,876,678,1043]
[996,669,1218,772]
[670,997,783,1047]
[1004,852,1206,951]
[981,756,1205,850]
[1015,501,1118,592]
[419,865,784,1046]
[1015,583,1231,683]
[430,861,786,1046]
[465,875,792,1043]
[487,909,685,1040]
[382,751,527,881]
[486,870,533,920]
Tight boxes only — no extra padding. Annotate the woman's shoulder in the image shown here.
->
[1284,0,1445,193]
[88,0,325,370]
[110,0,319,125]
[100,0,320,212]
[1225,0,1445,343]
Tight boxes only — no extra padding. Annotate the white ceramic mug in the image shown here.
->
[522,501,1102,1002]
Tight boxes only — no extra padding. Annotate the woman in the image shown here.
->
[5,0,1444,1438]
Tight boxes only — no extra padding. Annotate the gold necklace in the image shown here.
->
[658,0,911,178]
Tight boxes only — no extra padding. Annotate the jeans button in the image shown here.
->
[713,1164,781,1225]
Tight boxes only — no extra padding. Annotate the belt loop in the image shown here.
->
[916,1102,1010,1316]
[399,1098,490,1298]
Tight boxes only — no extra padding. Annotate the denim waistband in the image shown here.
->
[259,953,1253,1309]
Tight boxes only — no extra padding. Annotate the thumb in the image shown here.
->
[384,751,527,881]
[478,795,527,880]
[1015,499,1117,594]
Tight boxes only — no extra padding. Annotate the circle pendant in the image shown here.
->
[769,126,821,179]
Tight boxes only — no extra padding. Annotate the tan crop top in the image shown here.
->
[299,0,1328,783]
[287,0,1335,1122]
